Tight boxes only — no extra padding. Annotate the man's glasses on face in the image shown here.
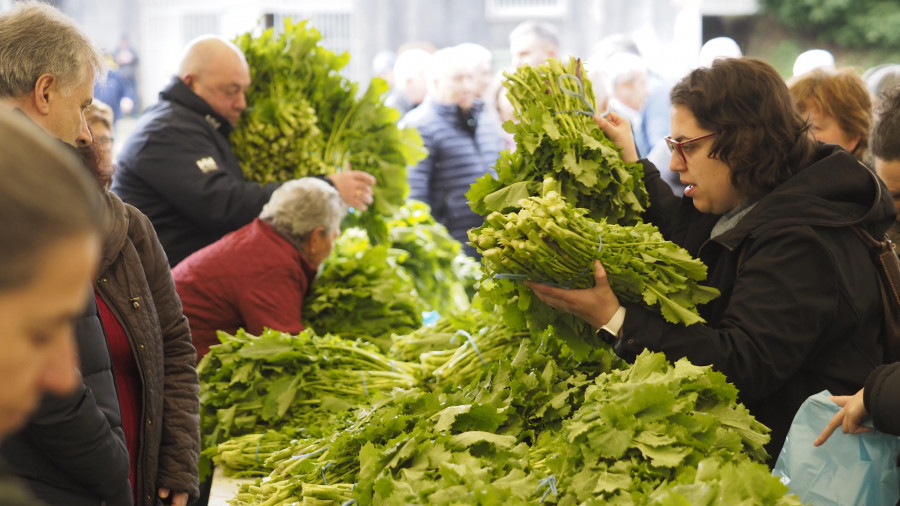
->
[665,132,716,164]
[93,136,114,148]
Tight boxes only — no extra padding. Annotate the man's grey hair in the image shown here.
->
[603,51,647,90]
[0,1,104,98]
[426,45,472,94]
[260,177,346,243]
[509,20,559,49]
[393,49,431,87]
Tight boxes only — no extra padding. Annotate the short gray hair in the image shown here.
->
[509,20,559,48]
[0,1,104,98]
[260,177,346,243]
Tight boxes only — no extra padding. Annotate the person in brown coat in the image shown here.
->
[93,189,200,506]
[80,95,199,506]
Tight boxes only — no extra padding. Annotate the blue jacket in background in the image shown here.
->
[400,98,503,256]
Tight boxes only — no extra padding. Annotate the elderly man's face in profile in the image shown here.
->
[188,57,251,127]
[45,65,94,147]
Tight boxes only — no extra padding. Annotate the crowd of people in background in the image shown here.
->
[3,0,900,504]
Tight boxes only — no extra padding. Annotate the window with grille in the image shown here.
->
[485,0,569,20]
[182,13,220,43]
[270,11,353,57]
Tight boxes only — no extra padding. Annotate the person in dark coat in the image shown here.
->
[814,86,900,445]
[173,177,346,360]
[112,35,375,267]
[529,57,894,462]
[0,2,132,503]
[0,110,104,506]
[870,87,900,246]
[400,45,504,257]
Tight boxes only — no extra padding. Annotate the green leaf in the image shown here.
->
[448,431,517,449]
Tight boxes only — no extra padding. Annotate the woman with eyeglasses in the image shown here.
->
[529,57,894,462]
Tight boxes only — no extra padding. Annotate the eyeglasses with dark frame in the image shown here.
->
[664,132,716,164]
[93,136,115,147]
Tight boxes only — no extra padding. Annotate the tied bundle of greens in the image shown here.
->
[389,316,464,363]
[387,200,479,314]
[204,429,301,478]
[538,350,772,503]
[467,56,648,226]
[303,228,425,351]
[198,327,419,455]
[232,19,426,244]
[470,190,719,329]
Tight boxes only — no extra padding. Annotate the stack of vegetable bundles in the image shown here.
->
[231,19,424,244]
[231,19,478,341]
[197,35,801,503]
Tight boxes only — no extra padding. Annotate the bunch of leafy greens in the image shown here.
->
[231,19,425,243]
[387,200,479,313]
[389,315,465,363]
[469,189,719,357]
[205,429,301,478]
[467,57,648,226]
[197,328,418,457]
[537,350,771,503]
[303,228,425,351]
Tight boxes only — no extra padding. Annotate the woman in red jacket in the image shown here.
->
[173,177,347,359]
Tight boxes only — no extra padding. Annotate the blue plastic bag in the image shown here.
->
[773,390,900,505]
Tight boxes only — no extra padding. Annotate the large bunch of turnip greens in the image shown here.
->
[303,228,425,352]
[198,328,418,453]
[386,200,479,314]
[471,190,719,328]
[467,57,648,226]
[231,19,425,244]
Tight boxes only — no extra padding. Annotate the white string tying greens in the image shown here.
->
[455,330,487,366]
[254,430,267,471]
[322,462,334,485]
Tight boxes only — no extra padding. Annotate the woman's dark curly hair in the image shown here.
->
[670,58,818,201]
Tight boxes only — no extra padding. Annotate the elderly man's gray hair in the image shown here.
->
[0,1,104,98]
[509,20,559,48]
[260,177,346,242]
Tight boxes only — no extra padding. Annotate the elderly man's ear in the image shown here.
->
[33,73,57,114]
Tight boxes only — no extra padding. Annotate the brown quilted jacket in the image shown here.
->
[94,191,200,505]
